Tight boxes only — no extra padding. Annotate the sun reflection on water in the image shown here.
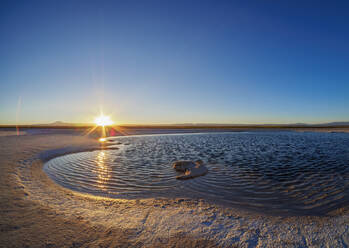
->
[94,151,111,189]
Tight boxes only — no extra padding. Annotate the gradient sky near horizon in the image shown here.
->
[1,0,349,125]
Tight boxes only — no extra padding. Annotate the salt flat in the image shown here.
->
[1,130,349,247]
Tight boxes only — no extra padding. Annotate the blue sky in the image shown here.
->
[1,0,348,124]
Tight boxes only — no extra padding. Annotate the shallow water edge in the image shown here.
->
[9,133,349,247]
[42,131,349,216]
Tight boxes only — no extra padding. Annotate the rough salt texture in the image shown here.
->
[1,133,349,247]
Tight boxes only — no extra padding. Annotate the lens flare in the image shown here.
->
[94,115,113,127]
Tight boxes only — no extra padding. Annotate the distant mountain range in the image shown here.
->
[35,121,349,127]
[1,121,348,128]
[319,122,349,126]
[35,121,90,126]
[157,122,349,127]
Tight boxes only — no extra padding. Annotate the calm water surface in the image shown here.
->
[44,132,349,215]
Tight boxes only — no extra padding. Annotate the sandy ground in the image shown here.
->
[1,132,349,247]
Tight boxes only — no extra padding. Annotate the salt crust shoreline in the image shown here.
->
[1,133,349,247]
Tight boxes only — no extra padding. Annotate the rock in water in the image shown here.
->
[172,160,196,172]
[176,165,208,180]
[172,160,208,180]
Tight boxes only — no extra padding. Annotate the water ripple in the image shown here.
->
[44,132,349,215]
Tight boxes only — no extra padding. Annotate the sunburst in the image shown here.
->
[94,114,113,127]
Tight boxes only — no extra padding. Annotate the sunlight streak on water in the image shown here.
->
[44,132,349,215]
[94,151,111,189]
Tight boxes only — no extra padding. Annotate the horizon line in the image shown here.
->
[1,122,349,129]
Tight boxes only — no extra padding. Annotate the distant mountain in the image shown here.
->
[316,122,349,126]
[156,122,349,127]
[36,121,89,126]
[22,121,349,127]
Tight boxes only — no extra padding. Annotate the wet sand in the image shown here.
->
[1,132,349,247]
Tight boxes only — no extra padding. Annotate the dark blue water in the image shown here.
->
[44,132,349,215]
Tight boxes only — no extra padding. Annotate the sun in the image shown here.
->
[94,114,114,127]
